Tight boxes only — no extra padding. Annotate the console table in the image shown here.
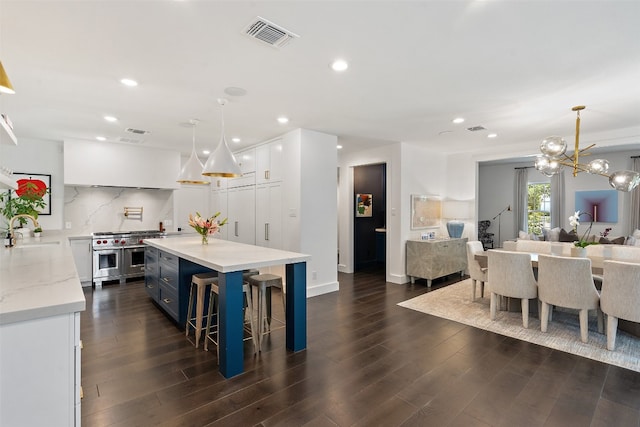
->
[406,238,468,287]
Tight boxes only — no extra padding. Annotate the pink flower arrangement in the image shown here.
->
[188,212,227,244]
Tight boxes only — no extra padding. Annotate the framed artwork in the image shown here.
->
[575,190,617,223]
[12,172,51,215]
[356,193,373,217]
[411,194,441,229]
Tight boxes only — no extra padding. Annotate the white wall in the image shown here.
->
[0,138,64,230]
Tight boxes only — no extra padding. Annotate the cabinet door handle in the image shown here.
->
[265,223,269,241]
[162,277,170,284]
[235,221,239,237]
[162,298,172,304]
[146,284,154,289]
[265,170,270,180]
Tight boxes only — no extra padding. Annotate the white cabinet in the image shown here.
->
[0,311,81,426]
[256,139,284,184]
[228,148,256,188]
[256,183,282,249]
[227,186,255,245]
[70,237,92,285]
[210,189,228,240]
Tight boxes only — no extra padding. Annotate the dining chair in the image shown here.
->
[537,254,603,343]
[466,241,488,301]
[600,260,640,350]
[488,250,538,328]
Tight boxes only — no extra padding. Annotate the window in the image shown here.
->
[527,182,551,235]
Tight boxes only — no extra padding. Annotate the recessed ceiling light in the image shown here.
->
[231,137,241,143]
[277,116,289,124]
[96,136,106,141]
[337,145,343,149]
[330,59,349,72]
[120,78,138,87]
[452,117,465,124]
[487,133,498,138]
[104,115,117,122]
[202,150,210,155]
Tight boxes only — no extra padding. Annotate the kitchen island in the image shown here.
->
[144,236,310,378]
[0,235,86,426]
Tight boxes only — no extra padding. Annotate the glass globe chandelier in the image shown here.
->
[534,106,640,192]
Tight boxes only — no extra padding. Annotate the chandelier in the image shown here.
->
[534,105,640,192]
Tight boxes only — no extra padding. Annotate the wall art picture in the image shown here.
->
[411,194,441,229]
[574,190,617,223]
[356,193,373,217]
[12,172,51,215]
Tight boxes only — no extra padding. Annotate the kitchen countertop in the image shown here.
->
[144,235,311,272]
[0,235,86,325]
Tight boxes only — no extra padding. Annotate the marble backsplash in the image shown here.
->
[64,186,174,235]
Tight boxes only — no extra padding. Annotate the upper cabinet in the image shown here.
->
[227,148,256,189]
[64,139,181,189]
[256,139,284,184]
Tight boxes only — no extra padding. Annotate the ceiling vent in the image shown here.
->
[118,137,144,144]
[243,16,299,48]
[466,125,486,132]
[125,127,151,135]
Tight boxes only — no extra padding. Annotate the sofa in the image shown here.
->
[503,239,640,262]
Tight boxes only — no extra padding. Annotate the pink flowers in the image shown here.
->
[188,212,227,236]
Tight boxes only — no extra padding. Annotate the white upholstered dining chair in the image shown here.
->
[488,250,538,328]
[466,241,488,301]
[600,260,640,351]
[537,254,603,343]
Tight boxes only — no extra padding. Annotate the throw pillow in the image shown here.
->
[518,230,530,240]
[548,227,561,242]
[599,236,626,245]
[633,229,640,240]
[559,228,579,242]
[625,236,636,246]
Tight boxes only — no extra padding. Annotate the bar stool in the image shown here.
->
[248,273,285,351]
[185,272,218,348]
[204,280,258,356]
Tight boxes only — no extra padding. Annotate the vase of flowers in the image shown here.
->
[568,211,595,256]
[188,212,227,245]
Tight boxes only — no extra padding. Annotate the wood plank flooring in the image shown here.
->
[80,269,640,426]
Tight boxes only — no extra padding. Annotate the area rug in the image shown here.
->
[398,279,640,373]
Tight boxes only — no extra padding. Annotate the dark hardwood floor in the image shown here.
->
[81,270,640,427]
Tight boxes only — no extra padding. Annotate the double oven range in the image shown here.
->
[92,230,165,287]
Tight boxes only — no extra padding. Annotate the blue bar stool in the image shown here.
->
[185,272,218,348]
[248,273,285,351]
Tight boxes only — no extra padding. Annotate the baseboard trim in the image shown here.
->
[307,280,339,297]
[388,273,408,284]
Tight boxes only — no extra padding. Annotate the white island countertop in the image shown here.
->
[0,236,86,325]
[144,235,311,272]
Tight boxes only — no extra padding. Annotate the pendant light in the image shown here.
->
[202,98,242,178]
[0,61,15,94]
[176,119,210,185]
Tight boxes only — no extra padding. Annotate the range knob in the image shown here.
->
[121,240,126,245]
[139,239,144,244]
[96,241,101,245]
[102,240,107,244]
[114,239,119,243]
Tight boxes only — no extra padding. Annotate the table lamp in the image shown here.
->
[443,200,471,238]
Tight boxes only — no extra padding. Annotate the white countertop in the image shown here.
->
[0,235,86,325]
[144,236,311,272]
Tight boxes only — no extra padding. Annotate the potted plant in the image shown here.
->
[0,185,47,232]
[33,227,43,238]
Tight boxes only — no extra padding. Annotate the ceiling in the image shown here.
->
[1,1,639,160]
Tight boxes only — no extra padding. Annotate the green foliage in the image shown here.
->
[527,183,551,235]
[0,188,47,227]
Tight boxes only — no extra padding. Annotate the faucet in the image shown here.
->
[9,214,40,245]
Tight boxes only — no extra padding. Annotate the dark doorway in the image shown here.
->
[354,163,386,271]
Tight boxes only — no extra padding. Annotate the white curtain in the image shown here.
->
[550,170,565,229]
[514,168,529,235]
[631,157,640,231]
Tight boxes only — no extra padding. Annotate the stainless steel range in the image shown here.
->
[92,230,165,287]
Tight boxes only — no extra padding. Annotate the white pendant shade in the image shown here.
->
[177,121,210,185]
[202,99,242,178]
